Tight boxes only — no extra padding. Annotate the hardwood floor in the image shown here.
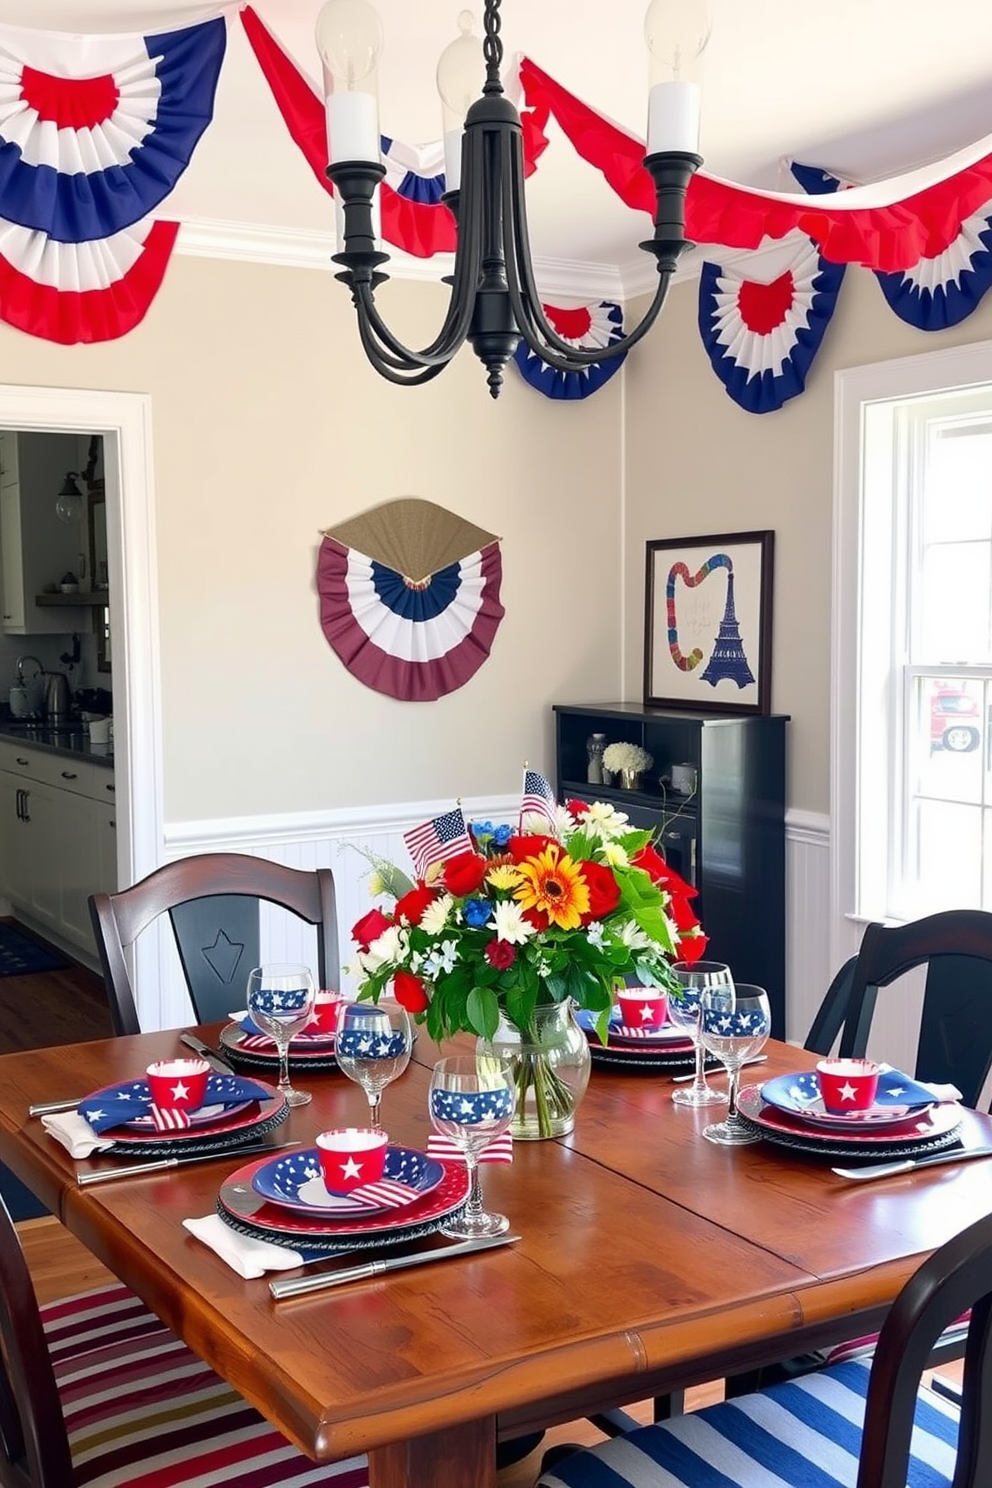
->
[0,920,113,1049]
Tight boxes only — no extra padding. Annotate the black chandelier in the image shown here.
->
[316,0,708,398]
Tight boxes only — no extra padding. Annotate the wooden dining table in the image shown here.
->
[1,1027,991,1488]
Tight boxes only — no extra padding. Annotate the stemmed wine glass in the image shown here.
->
[245,963,316,1108]
[334,1000,413,1133]
[698,983,772,1145]
[428,1055,514,1240]
[668,961,734,1107]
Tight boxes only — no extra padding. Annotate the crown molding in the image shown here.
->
[175,217,627,302]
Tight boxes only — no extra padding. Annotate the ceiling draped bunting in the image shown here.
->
[317,499,505,702]
[0,15,224,342]
[512,300,626,399]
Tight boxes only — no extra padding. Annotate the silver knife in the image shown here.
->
[180,1032,235,1071]
[77,1140,301,1186]
[269,1232,521,1300]
[29,1097,84,1116]
[832,1146,992,1182]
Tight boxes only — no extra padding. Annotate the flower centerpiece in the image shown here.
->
[348,774,706,1138]
[602,741,653,790]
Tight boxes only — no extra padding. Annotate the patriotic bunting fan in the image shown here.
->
[0,17,225,343]
[513,301,626,400]
[317,499,504,703]
[698,240,846,415]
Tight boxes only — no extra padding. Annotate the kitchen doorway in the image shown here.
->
[0,384,163,923]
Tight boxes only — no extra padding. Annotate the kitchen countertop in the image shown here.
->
[0,719,114,769]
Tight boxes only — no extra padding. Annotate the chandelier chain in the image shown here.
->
[482,0,503,93]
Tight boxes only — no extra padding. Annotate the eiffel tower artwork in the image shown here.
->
[700,568,755,690]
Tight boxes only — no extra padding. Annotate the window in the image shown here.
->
[835,344,992,951]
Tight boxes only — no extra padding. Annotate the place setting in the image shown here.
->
[220,963,344,1079]
[36,1055,292,1178]
[575,982,702,1071]
[186,1049,519,1298]
[735,1055,968,1162]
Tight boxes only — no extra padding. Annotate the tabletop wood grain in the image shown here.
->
[1,1029,989,1488]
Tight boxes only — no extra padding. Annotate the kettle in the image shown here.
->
[43,672,71,723]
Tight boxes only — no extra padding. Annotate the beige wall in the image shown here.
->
[0,256,625,823]
[624,264,992,814]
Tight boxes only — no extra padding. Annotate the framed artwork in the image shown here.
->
[644,530,774,714]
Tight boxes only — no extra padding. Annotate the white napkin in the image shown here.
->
[183,1215,308,1279]
[41,1112,114,1158]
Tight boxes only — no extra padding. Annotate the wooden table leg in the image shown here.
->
[368,1417,497,1488]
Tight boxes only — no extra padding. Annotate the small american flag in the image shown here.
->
[519,768,558,833]
[149,1105,193,1132]
[427,1132,514,1164]
[403,807,474,879]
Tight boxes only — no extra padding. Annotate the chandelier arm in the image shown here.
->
[350,186,484,368]
[501,139,674,368]
[354,307,449,384]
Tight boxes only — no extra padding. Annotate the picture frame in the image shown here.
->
[644,530,774,714]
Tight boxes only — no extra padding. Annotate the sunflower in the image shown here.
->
[512,844,590,930]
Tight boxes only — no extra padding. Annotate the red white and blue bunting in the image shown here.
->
[698,240,845,415]
[512,300,626,399]
[0,16,224,343]
[317,501,505,702]
[791,159,992,333]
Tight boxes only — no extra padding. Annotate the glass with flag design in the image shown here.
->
[335,999,413,1132]
[245,964,316,1107]
[698,984,771,1145]
[428,1055,515,1239]
[668,961,733,1107]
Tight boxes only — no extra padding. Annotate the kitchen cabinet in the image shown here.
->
[553,702,789,1035]
[0,739,117,955]
[0,429,94,635]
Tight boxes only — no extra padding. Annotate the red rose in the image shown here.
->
[394,884,437,926]
[633,844,698,900]
[485,939,516,970]
[565,798,590,819]
[443,852,490,897]
[507,834,553,862]
[393,970,430,1013]
[580,860,621,920]
[352,907,393,951]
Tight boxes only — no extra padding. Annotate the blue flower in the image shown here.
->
[470,820,495,841]
[492,823,512,847]
[464,898,492,928]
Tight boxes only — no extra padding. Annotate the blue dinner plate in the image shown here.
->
[250,1144,444,1217]
[760,1068,941,1129]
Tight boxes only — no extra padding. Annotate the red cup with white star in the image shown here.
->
[315,1127,389,1194]
[308,989,345,1037]
[145,1058,210,1112]
[615,986,668,1033]
[816,1057,880,1114]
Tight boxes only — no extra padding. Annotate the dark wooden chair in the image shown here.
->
[539,1208,992,1488]
[0,1186,369,1488]
[829,910,992,1106]
[88,852,339,1035]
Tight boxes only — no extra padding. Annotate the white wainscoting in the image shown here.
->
[143,801,835,1037]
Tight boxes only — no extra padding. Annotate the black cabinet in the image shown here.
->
[553,702,789,1036]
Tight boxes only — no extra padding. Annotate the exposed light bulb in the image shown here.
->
[315,0,384,164]
[644,0,710,154]
[54,473,83,524]
[436,11,480,194]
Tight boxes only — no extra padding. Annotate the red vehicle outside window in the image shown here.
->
[930,684,981,753]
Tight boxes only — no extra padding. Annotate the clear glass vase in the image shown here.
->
[482,1001,592,1140]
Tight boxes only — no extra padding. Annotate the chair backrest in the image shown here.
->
[89,852,339,1035]
[0,1188,74,1487]
[834,910,992,1107]
[803,953,858,1057]
[859,1208,992,1488]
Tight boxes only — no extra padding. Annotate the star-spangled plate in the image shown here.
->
[250,1145,444,1217]
[77,1077,286,1152]
[759,1069,939,1130]
[219,1151,470,1244]
[735,1086,963,1159]
[575,1008,697,1070]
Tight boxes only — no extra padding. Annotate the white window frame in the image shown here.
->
[832,340,992,972]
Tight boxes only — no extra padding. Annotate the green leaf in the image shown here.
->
[466,985,501,1041]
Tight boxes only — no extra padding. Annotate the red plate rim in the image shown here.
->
[81,1077,284,1145]
[737,1085,961,1145]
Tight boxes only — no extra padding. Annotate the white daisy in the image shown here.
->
[601,841,630,868]
[420,894,454,935]
[364,923,408,971]
[492,900,537,945]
